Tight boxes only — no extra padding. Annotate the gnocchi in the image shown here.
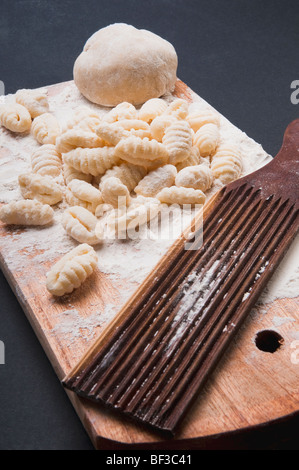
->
[139,98,168,123]
[114,136,169,166]
[101,177,131,208]
[104,102,137,123]
[193,123,220,157]
[96,122,129,146]
[62,206,100,245]
[150,115,176,142]
[100,163,147,192]
[175,146,201,172]
[15,89,49,118]
[135,164,177,197]
[31,113,60,145]
[76,115,102,133]
[162,120,193,165]
[46,244,98,296]
[175,164,214,192]
[62,163,93,185]
[165,99,189,120]
[18,173,63,206]
[31,144,62,177]
[0,200,54,226]
[62,106,100,132]
[1,86,247,298]
[102,197,161,236]
[186,109,220,133]
[156,186,206,205]
[0,103,31,133]
[63,147,120,177]
[211,144,243,184]
[56,129,103,154]
[66,179,103,213]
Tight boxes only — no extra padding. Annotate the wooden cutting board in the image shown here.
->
[0,80,298,449]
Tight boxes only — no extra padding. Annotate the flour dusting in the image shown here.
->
[0,81,298,351]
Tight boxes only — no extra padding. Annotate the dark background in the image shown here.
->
[0,0,298,450]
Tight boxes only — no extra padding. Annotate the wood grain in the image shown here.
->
[0,80,298,449]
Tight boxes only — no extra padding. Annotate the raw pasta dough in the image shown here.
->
[73,23,178,106]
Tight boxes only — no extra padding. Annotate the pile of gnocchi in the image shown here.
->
[0,89,243,296]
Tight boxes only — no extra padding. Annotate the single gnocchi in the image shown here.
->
[76,115,102,133]
[114,136,169,167]
[0,103,32,133]
[63,147,120,177]
[18,173,63,206]
[56,129,103,154]
[211,144,243,184]
[15,89,49,118]
[0,200,54,226]
[186,108,220,133]
[156,186,206,205]
[46,244,98,296]
[31,113,60,145]
[193,123,220,157]
[175,164,214,192]
[165,99,189,120]
[138,98,168,123]
[104,102,137,123]
[162,120,193,165]
[31,144,62,177]
[101,177,131,208]
[66,179,103,213]
[100,163,147,192]
[135,164,177,197]
[101,197,161,236]
[62,206,100,245]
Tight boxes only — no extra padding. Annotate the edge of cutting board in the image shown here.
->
[0,79,298,449]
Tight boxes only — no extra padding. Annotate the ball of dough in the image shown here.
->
[73,23,178,107]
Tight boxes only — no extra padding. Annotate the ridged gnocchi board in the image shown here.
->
[0,80,298,449]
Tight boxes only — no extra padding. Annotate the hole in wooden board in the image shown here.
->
[255,329,284,353]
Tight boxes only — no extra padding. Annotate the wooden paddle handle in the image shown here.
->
[275,118,299,165]
[228,120,299,205]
